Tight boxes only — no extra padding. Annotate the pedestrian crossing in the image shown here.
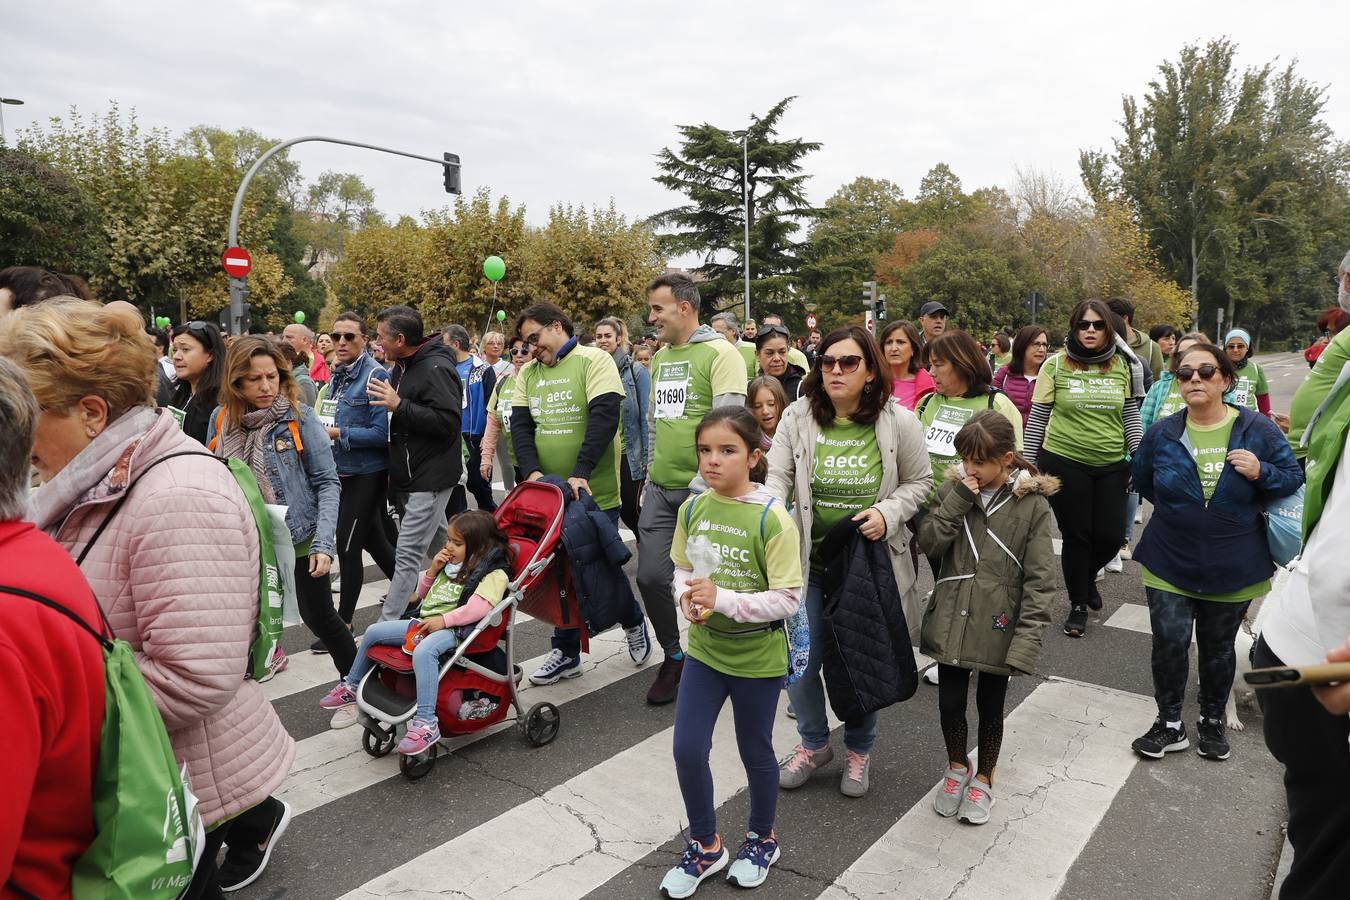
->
[252,549,1286,900]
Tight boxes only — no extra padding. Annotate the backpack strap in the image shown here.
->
[918,392,934,419]
[75,450,225,567]
[206,408,227,452]
[288,419,304,453]
[759,496,776,539]
[0,584,114,651]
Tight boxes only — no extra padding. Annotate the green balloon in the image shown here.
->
[496,310,507,322]
[293,311,306,324]
[483,255,506,283]
[156,316,170,329]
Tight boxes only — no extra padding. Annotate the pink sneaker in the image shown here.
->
[257,645,289,683]
[397,717,441,755]
[319,681,357,710]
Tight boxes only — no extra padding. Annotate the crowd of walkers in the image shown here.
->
[2,255,1349,899]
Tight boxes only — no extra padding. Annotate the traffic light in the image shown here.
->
[443,152,461,194]
[861,281,877,309]
[877,292,888,321]
[1024,291,1045,323]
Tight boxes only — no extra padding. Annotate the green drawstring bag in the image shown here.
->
[2,586,205,899]
[224,456,286,680]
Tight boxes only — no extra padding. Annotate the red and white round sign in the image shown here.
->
[221,246,253,278]
[805,313,818,330]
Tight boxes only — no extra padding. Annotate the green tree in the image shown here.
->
[420,188,529,328]
[650,97,822,315]
[329,216,438,321]
[0,147,104,274]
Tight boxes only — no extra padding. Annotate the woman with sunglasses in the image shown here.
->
[767,325,931,797]
[169,320,227,445]
[879,320,935,411]
[480,334,530,487]
[1024,300,1145,638]
[1130,342,1301,762]
[1222,329,1270,416]
[316,313,398,664]
[755,324,807,400]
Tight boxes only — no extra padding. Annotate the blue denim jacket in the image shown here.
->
[324,353,391,476]
[615,349,649,480]
[209,403,341,557]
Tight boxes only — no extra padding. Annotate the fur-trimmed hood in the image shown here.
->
[942,463,1061,500]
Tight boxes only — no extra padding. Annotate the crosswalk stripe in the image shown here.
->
[339,678,808,899]
[275,617,683,816]
[819,678,1155,900]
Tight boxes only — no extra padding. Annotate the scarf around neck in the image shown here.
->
[217,396,291,503]
[1064,331,1145,400]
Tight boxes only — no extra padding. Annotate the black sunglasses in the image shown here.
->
[510,346,531,356]
[329,331,361,343]
[1177,364,1220,381]
[1076,321,1108,332]
[758,324,791,339]
[819,354,863,374]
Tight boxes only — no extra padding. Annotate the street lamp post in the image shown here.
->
[0,97,25,143]
[732,128,751,324]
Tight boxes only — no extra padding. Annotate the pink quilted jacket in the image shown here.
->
[30,407,294,826]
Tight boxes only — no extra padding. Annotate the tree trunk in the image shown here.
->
[1190,232,1200,329]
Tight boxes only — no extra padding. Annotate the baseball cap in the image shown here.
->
[919,301,949,317]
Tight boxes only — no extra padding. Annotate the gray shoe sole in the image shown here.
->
[1132,736,1189,759]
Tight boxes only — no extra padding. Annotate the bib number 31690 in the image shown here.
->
[654,383,688,420]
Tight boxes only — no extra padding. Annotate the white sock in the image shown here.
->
[1166,720,1182,731]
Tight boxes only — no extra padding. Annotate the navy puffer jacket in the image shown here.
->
[540,476,637,636]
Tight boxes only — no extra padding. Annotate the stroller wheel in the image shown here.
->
[399,745,437,781]
[362,724,397,758]
[520,702,561,747]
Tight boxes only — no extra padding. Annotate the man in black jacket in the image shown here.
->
[510,302,651,684]
[371,305,463,621]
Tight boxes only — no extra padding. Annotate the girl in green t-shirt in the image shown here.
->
[662,407,802,896]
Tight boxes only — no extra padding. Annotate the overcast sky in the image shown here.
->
[6,1,1347,250]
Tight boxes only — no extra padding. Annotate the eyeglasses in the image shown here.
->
[819,354,863,374]
[510,346,531,356]
[1225,343,1246,351]
[329,331,361,343]
[1076,321,1108,332]
[1031,340,1050,348]
[1176,364,1220,381]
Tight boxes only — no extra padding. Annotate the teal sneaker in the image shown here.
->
[659,837,728,898]
[726,831,780,888]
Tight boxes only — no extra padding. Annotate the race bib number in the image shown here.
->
[1233,374,1255,408]
[318,397,338,430]
[654,361,692,420]
[925,404,974,457]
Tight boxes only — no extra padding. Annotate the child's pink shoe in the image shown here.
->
[397,717,441,755]
[319,681,357,710]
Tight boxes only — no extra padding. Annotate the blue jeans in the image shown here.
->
[1124,491,1140,543]
[345,619,458,720]
[552,507,644,657]
[785,574,878,754]
[672,657,781,844]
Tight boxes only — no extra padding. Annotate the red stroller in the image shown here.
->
[354,481,582,780]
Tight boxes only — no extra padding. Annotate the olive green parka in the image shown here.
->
[917,465,1059,676]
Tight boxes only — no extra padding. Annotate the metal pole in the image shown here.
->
[226,135,459,335]
[0,104,5,143]
[742,132,751,324]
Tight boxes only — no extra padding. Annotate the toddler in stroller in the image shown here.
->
[320,510,511,754]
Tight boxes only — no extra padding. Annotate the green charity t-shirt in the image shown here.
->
[1231,360,1267,410]
[1158,379,1188,421]
[1186,406,1237,500]
[421,568,510,619]
[671,491,802,679]
[918,392,1024,502]
[648,339,748,489]
[738,342,758,380]
[514,344,624,509]
[1034,353,1131,467]
[494,376,516,465]
[1289,327,1350,458]
[809,418,882,567]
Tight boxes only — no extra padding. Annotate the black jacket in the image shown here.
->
[170,381,212,447]
[541,476,637,637]
[388,339,463,493]
[818,516,917,722]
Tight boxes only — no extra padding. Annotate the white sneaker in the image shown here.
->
[1095,568,1106,582]
[330,705,359,729]
[529,649,582,685]
[1105,553,1123,574]
[625,622,652,665]
[1134,506,1144,524]
[1119,543,1132,560]
[923,666,940,685]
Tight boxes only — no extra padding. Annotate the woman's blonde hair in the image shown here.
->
[220,336,301,425]
[0,296,155,418]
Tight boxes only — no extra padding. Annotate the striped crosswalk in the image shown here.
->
[250,544,1286,900]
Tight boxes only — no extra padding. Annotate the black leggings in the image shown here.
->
[335,471,397,623]
[1037,449,1130,607]
[619,461,642,541]
[937,664,1009,781]
[296,554,356,675]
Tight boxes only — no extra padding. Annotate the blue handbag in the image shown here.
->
[1265,485,1304,567]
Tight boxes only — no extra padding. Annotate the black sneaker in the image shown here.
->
[1063,605,1089,638]
[218,798,292,892]
[310,638,330,654]
[1195,717,1231,760]
[1132,720,1189,759]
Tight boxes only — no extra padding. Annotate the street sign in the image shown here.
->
[222,247,253,278]
[805,313,818,330]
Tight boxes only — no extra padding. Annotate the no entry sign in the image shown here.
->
[805,313,818,330]
[222,246,253,278]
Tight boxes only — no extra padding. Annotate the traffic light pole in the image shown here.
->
[225,135,461,335]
